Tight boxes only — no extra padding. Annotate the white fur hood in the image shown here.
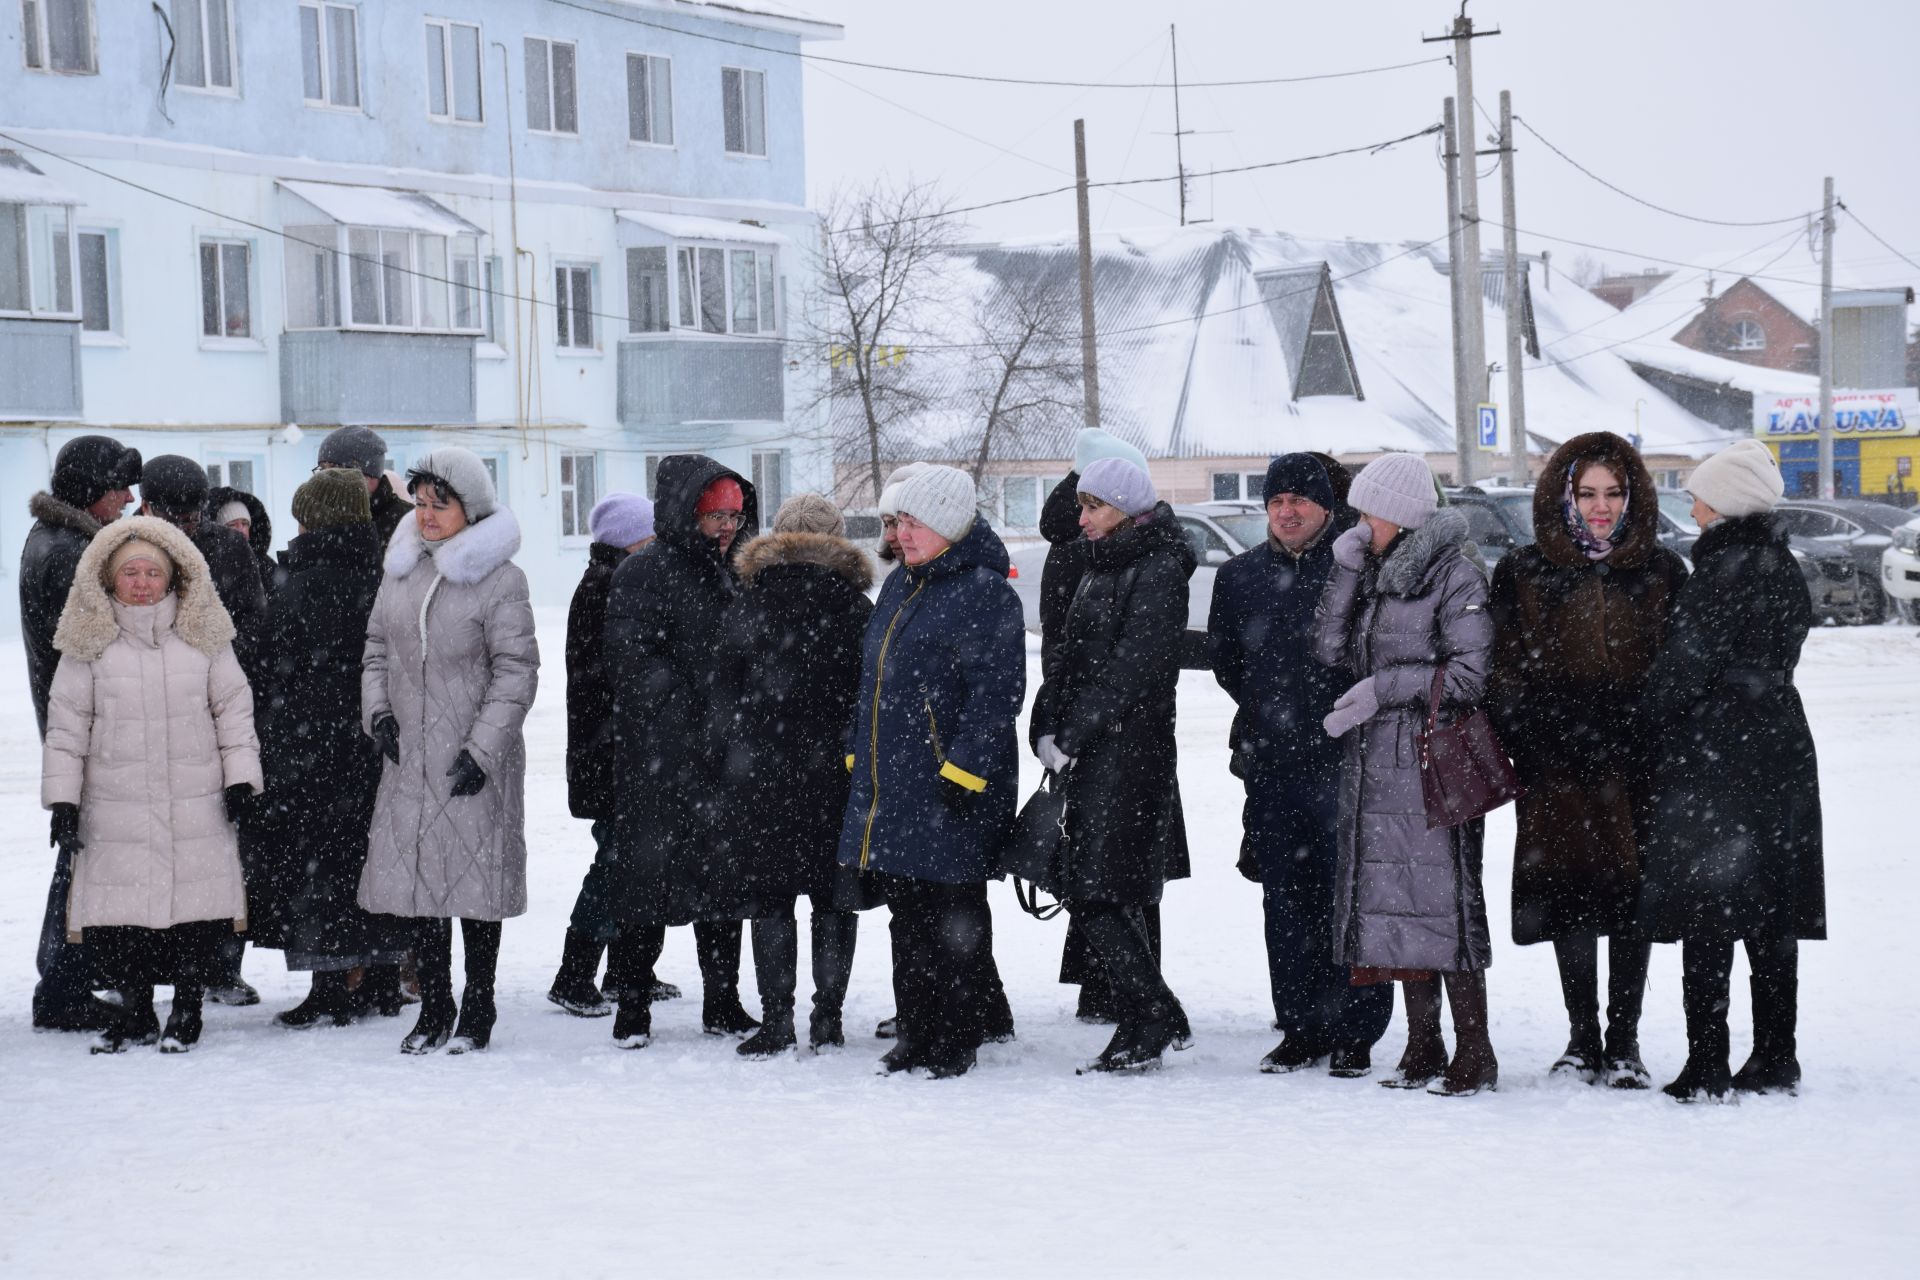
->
[384,507,522,585]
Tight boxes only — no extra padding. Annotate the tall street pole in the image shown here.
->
[1818,175,1836,499]
[1500,89,1528,485]
[1443,97,1472,486]
[1075,119,1101,430]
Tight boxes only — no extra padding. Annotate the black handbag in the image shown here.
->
[1000,769,1070,919]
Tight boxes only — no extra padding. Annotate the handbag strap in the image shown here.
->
[1014,876,1065,921]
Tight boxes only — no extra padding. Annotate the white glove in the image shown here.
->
[1332,523,1373,571]
[1037,734,1074,772]
[1322,677,1381,739]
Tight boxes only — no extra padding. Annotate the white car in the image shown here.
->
[1881,516,1920,624]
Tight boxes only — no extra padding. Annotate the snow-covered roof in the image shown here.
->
[877,225,1744,463]
[0,150,79,205]
[278,180,482,236]
[616,210,789,246]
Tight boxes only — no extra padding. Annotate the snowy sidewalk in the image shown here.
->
[0,614,1913,1277]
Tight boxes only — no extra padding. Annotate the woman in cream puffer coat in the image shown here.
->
[42,515,262,1054]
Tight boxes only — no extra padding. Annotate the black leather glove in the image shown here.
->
[447,749,487,798]
[372,713,400,764]
[224,783,254,823]
[49,803,82,857]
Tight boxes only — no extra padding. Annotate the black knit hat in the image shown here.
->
[140,454,211,516]
[50,435,142,510]
[1262,453,1335,510]
[292,467,373,531]
[317,425,389,479]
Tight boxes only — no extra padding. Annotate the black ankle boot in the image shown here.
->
[447,989,496,1055]
[160,987,204,1054]
[276,970,354,1029]
[1733,948,1801,1095]
[91,990,160,1055]
[703,991,760,1037]
[548,928,613,1018]
[737,1018,797,1059]
[611,998,652,1049]
[402,1000,456,1054]
[1080,1002,1180,1075]
[809,1007,845,1050]
[1259,1035,1330,1074]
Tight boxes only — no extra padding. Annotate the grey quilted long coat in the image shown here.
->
[359,507,538,921]
[1312,508,1495,974]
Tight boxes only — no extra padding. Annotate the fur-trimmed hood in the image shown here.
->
[1532,431,1660,570]
[29,490,103,540]
[1376,507,1476,597]
[735,531,874,592]
[54,516,235,661]
[384,506,522,585]
[205,484,273,559]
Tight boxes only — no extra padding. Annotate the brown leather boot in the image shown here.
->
[1430,970,1499,1097]
[1380,977,1448,1089]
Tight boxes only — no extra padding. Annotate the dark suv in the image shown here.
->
[1655,492,1863,624]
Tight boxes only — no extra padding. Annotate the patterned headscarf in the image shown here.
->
[1562,457,1629,560]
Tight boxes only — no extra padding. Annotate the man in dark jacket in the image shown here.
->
[603,455,761,1048]
[1207,453,1393,1077]
[316,425,411,545]
[19,434,141,1031]
[547,492,674,1018]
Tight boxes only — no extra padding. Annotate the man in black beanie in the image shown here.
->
[1207,452,1393,1078]
[315,425,411,544]
[19,434,141,1030]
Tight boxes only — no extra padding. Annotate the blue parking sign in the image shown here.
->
[1478,403,1499,451]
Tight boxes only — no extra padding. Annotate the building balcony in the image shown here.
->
[617,337,785,428]
[280,330,477,427]
[0,317,82,420]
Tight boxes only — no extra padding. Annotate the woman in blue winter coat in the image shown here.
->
[837,465,1026,1079]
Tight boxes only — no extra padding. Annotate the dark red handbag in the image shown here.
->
[1418,665,1525,830]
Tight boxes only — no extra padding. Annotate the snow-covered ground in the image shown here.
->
[2,610,1914,1277]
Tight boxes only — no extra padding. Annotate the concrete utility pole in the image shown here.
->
[1500,89,1528,485]
[1074,119,1102,430]
[1426,6,1500,484]
[1818,175,1836,499]
[1170,25,1188,227]
[1442,98,1472,485]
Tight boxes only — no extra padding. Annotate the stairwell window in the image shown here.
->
[170,0,235,93]
[559,451,598,539]
[721,66,767,157]
[76,226,118,336]
[751,450,785,524]
[198,237,253,342]
[626,53,673,146]
[525,36,578,135]
[426,18,483,124]
[555,261,596,351]
[21,0,94,74]
[299,2,360,110]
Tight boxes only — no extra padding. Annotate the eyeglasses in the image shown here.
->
[699,511,747,528]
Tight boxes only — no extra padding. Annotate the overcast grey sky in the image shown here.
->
[791,0,1920,297]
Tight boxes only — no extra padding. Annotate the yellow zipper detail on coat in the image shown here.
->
[860,579,925,868]
[924,698,945,763]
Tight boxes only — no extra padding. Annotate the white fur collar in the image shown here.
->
[384,507,522,585]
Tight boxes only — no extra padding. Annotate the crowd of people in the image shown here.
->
[18,422,1824,1101]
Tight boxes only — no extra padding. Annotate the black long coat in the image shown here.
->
[565,541,629,822]
[1037,471,1085,648]
[182,518,268,689]
[206,485,277,601]
[709,531,874,903]
[1029,505,1193,905]
[250,522,406,962]
[19,491,103,737]
[605,455,758,925]
[1635,513,1825,942]
[1488,432,1690,944]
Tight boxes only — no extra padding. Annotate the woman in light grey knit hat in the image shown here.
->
[1312,451,1500,1097]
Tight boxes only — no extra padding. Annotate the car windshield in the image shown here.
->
[1658,492,1698,534]
[1492,495,1535,539]
[1209,511,1267,551]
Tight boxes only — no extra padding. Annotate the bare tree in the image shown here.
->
[1565,252,1604,288]
[805,180,961,505]
[961,264,1082,484]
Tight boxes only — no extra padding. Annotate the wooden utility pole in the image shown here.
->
[1500,89,1528,484]
[1443,97,1472,486]
[1818,175,1836,499]
[1074,119,1101,429]
[1170,25,1188,227]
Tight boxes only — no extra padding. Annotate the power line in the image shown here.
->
[1480,216,1831,292]
[1836,202,1920,275]
[1511,114,1815,229]
[545,0,1449,89]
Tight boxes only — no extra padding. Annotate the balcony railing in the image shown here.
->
[618,337,785,428]
[0,317,82,420]
[280,330,477,426]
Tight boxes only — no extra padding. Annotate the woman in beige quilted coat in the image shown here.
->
[361,447,538,1056]
[41,516,262,1054]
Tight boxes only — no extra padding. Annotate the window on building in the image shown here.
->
[555,262,595,350]
[751,450,785,526]
[0,201,77,316]
[525,36,578,135]
[299,2,360,109]
[21,0,93,73]
[669,243,776,336]
[626,247,669,334]
[1210,471,1265,501]
[1297,284,1360,397]
[170,0,234,92]
[644,454,664,498]
[425,18,482,123]
[308,226,481,333]
[626,53,673,145]
[559,451,598,539]
[76,226,117,334]
[482,254,503,345]
[285,224,338,329]
[721,66,767,156]
[205,456,257,493]
[1731,318,1766,352]
[198,237,252,339]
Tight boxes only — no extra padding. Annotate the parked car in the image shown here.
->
[1008,501,1265,633]
[1656,491,1864,625]
[1879,515,1920,624]
[1773,499,1909,623]
[1443,487,1536,565]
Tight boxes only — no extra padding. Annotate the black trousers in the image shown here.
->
[1264,880,1394,1048]
[86,920,227,992]
[568,820,622,941]
[881,875,992,1056]
[1068,902,1176,1024]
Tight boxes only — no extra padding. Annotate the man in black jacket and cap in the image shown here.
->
[1207,453,1393,1078]
[315,425,412,546]
[19,435,141,1031]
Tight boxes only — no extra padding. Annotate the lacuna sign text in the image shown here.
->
[1753,389,1920,439]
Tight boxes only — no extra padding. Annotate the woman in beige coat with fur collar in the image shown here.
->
[42,516,262,1054]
